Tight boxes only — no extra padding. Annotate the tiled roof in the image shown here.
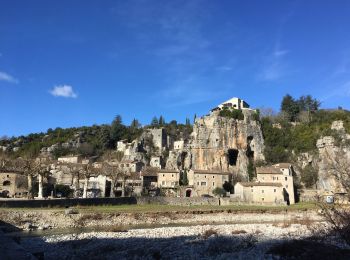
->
[238,182,282,187]
[193,169,231,175]
[256,166,282,174]
[274,163,292,168]
[141,167,159,176]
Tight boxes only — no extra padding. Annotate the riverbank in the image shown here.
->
[18,222,350,259]
[0,203,320,231]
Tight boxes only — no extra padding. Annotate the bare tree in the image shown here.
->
[319,147,350,245]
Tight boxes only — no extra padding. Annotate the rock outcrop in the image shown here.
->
[166,110,265,178]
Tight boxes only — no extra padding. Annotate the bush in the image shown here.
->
[219,108,244,120]
[212,187,226,197]
[55,184,73,198]
[301,165,318,188]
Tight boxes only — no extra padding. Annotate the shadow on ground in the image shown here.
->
[17,231,350,260]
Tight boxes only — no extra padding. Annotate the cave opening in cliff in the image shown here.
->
[227,149,238,166]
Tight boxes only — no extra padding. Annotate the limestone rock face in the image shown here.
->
[166,110,265,177]
[298,120,350,192]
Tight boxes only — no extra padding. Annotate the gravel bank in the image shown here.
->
[20,222,344,259]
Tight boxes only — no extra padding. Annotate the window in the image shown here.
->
[212,176,215,179]
[7,175,9,178]
[274,189,276,192]
[163,174,165,177]
[286,185,288,188]
[262,198,264,201]
[285,177,287,181]
[172,174,174,177]
[277,177,279,180]
[212,182,215,186]
[126,164,129,167]
[201,182,206,186]
[162,181,166,185]
[171,182,175,186]
[205,175,207,178]
[197,182,200,186]
[262,190,264,193]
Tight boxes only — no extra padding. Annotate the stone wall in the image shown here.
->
[137,197,220,206]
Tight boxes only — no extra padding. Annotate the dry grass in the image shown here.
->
[231,229,247,234]
[76,213,104,226]
[110,226,128,232]
[202,228,218,239]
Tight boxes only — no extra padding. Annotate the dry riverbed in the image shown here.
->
[2,205,350,259]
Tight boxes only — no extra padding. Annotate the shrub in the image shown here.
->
[212,187,226,197]
[301,165,318,188]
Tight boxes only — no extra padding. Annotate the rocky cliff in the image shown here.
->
[297,120,350,192]
[166,110,265,178]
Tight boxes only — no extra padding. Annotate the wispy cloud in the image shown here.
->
[50,85,78,98]
[0,71,19,84]
[216,66,233,72]
[258,45,289,81]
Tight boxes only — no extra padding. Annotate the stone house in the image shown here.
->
[57,155,82,164]
[234,182,284,204]
[234,163,295,205]
[150,156,162,169]
[116,160,144,173]
[114,172,142,197]
[0,172,28,198]
[141,167,159,191]
[187,170,230,197]
[256,163,295,204]
[157,169,180,189]
[174,140,184,150]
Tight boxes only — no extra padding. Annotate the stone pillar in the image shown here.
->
[38,174,43,199]
[83,177,88,198]
[73,175,79,198]
[27,174,33,199]
[121,180,125,197]
[110,179,116,198]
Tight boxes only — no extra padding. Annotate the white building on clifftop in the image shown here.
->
[216,97,250,110]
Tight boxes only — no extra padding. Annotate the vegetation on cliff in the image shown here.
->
[0,115,192,159]
[261,94,350,164]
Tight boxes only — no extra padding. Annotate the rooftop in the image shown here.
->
[193,169,231,175]
[256,167,282,174]
[238,182,282,187]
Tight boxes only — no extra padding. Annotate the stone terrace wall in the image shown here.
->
[137,197,219,206]
[0,197,219,208]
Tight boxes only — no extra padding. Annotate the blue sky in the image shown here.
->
[1,0,350,136]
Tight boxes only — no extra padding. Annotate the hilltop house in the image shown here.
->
[212,97,250,112]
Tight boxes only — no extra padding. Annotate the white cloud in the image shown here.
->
[50,85,78,98]
[216,66,233,72]
[0,71,19,84]
[258,47,290,81]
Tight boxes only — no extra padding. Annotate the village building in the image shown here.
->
[173,140,184,150]
[141,167,159,194]
[113,160,144,173]
[234,163,295,205]
[0,172,28,198]
[187,169,230,197]
[150,156,162,169]
[114,172,142,197]
[234,182,283,204]
[157,169,180,189]
[57,155,83,164]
